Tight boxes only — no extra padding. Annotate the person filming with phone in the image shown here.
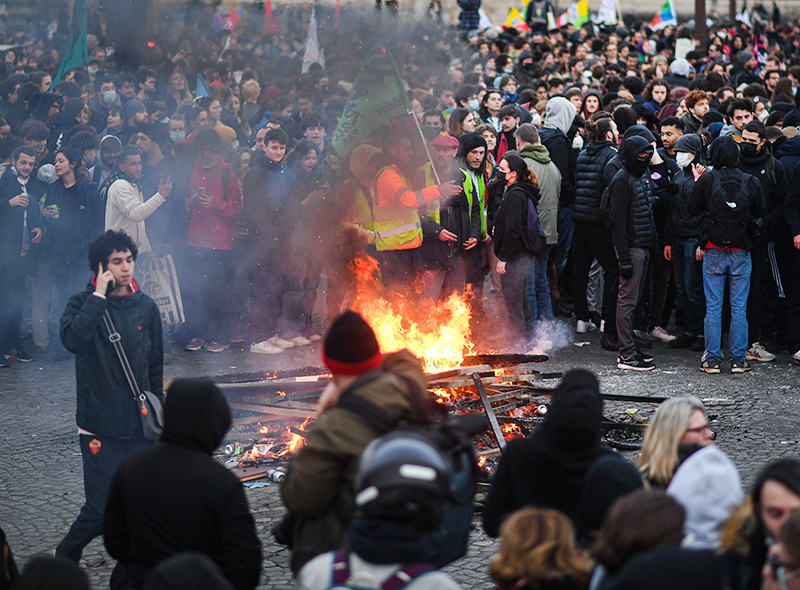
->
[55,229,164,564]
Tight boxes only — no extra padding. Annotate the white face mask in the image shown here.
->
[675,152,694,169]
[757,109,769,123]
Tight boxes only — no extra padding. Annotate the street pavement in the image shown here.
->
[2,319,800,589]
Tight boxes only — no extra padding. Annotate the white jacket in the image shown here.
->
[105,178,165,253]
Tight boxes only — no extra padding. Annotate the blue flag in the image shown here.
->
[196,74,212,98]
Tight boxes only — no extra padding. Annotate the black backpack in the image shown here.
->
[706,170,752,248]
[336,393,486,568]
[522,196,547,255]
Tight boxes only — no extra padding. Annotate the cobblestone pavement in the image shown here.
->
[2,315,800,589]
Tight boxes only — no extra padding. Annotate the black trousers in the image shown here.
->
[0,256,27,353]
[571,222,619,337]
[56,435,150,562]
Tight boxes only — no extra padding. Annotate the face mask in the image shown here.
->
[170,133,185,142]
[503,66,514,73]
[741,142,760,157]
[469,99,480,111]
[496,170,507,185]
[675,152,694,168]
[102,90,117,105]
[757,110,769,123]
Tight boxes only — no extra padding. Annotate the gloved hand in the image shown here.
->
[619,260,634,280]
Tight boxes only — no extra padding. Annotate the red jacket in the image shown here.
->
[187,157,241,250]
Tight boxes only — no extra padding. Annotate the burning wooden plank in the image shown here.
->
[462,353,550,366]
[473,373,506,453]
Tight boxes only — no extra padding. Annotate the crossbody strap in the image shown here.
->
[102,310,146,408]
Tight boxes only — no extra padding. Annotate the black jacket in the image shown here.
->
[493,180,539,262]
[60,281,163,438]
[539,127,576,206]
[785,161,800,238]
[242,151,287,253]
[573,140,617,225]
[103,381,262,590]
[0,168,45,265]
[42,175,104,269]
[667,136,706,242]
[608,137,657,263]
[737,142,788,241]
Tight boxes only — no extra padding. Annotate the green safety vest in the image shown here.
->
[371,165,424,252]
[346,177,376,232]
[419,162,487,239]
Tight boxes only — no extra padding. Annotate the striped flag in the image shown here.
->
[649,0,677,30]
[556,0,589,27]
[505,7,531,31]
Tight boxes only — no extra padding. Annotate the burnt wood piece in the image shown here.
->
[473,373,506,452]
[427,365,492,382]
[228,401,316,419]
[462,353,550,366]
[212,366,330,384]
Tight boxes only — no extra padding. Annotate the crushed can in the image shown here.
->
[268,468,286,483]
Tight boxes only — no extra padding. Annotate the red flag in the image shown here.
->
[225,8,241,31]
[334,0,340,29]
[264,0,279,34]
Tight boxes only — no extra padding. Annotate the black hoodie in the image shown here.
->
[737,141,788,241]
[493,179,541,262]
[104,380,262,590]
[482,369,612,538]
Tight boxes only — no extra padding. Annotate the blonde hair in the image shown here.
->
[490,508,593,589]
[638,396,706,487]
[242,80,261,103]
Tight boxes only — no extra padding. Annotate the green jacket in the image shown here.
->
[520,143,560,245]
[280,350,428,573]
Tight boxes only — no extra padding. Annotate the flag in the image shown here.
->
[302,7,325,74]
[556,0,589,28]
[753,20,767,74]
[735,6,751,26]
[225,8,242,31]
[332,41,411,157]
[196,74,212,98]
[478,8,492,30]
[264,0,279,34]
[211,13,224,34]
[596,0,618,24]
[52,0,88,86]
[334,0,341,30]
[649,0,677,30]
[505,7,531,31]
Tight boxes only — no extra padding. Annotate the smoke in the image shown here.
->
[530,319,575,354]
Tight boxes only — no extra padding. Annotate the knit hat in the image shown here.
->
[122,99,146,121]
[215,125,236,145]
[738,49,753,64]
[139,122,171,147]
[63,97,85,120]
[430,134,459,148]
[669,58,692,77]
[457,132,487,158]
[783,109,800,128]
[323,311,383,375]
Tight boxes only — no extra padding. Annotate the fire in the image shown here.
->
[241,417,312,463]
[501,422,523,440]
[349,254,474,372]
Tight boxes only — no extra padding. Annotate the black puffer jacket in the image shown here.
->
[608,136,657,263]
[573,140,617,225]
[539,127,576,207]
[60,280,163,438]
[493,180,541,262]
[104,380,262,590]
[667,134,706,242]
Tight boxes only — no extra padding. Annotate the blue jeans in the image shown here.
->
[555,205,573,279]
[703,249,751,362]
[672,239,705,337]
[527,245,553,321]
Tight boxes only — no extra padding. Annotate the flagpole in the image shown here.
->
[409,109,442,185]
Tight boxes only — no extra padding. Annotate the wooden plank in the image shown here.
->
[473,373,506,452]
[229,402,313,418]
[427,365,492,382]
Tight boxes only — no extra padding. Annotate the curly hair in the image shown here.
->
[491,508,592,589]
[88,230,138,272]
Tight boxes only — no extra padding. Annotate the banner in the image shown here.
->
[505,7,531,31]
[556,0,589,28]
[302,7,325,74]
[649,0,677,30]
[332,41,411,157]
[52,0,88,86]
[596,0,618,25]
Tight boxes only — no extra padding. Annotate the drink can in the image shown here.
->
[268,468,287,483]
[51,205,59,219]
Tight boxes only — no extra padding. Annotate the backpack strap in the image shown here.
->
[331,549,351,586]
[381,563,436,590]
[335,391,402,433]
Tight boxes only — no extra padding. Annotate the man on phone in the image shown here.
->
[55,229,163,563]
[0,146,45,365]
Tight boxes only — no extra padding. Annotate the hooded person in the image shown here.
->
[665,134,708,349]
[604,125,656,184]
[513,49,537,88]
[47,98,86,155]
[89,135,123,186]
[482,369,611,538]
[663,58,694,88]
[30,92,64,128]
[666,445,744,549]
[103,379,262,590]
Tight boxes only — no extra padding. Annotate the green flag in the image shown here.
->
[52,0,88,86]
[332,41,411,157]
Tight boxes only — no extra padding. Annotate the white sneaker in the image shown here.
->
[267,335,295,349]
[746,342,776,362]
[289,335,312,346]
[600,319,605,333]
[576,320,596,333]
[649,327,676,342]
[250,341,284,354]
[793,349,800,365]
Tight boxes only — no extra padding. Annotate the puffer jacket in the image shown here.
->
[519,144,559,244]
[608,136,657,263]
[60,279,164,438]
[573,140,617,225]
[281,350,430,573]
[667,134,706,241]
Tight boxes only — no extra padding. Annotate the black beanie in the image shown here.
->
[323,311,382,375]
[457,132,488,159]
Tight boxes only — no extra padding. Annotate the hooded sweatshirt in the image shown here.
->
[482,369,611,538]
[667,134,707,242]
[539,97,577,206]
[103,379,262,590]
[519,143,560,243]
[666,445,743,550]
[90,135,123,186]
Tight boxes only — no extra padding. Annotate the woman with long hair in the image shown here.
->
[491,508,593,590]
[479,90,504,131]
[643,80,671,114]
[637,396,714,488]
[492,153,541,347]
[165,70,192,115]
[448,108,478,137]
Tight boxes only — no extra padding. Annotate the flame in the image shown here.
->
[349,254,474,372]
[241,417,312,463]
[477,455,487,468]
[501,422,523,440]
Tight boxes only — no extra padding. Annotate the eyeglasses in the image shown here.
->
[685,424,713,436]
